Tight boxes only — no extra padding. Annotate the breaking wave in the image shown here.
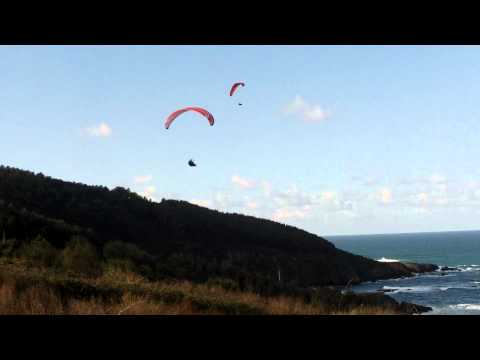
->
[382,285,434,294]
[449,304,480,311]
[458,264,480,272]
[377,257,400,263]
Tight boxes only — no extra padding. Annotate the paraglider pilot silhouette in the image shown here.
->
[230,82,245,106]
[188,159,197,167]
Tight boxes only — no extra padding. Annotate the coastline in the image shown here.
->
[344,261,439,314]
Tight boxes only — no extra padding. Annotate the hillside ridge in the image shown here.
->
[0,164,437,291]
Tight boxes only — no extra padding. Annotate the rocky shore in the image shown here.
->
[386,261,438,274]
[344,291,433,314]
[335,261,439,314]
[309,283,433,315]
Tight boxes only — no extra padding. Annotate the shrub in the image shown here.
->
[206,278,240,292]
[0,238,18,258]
[103,241,149,263]
[163,253,195,278]
[104,258,137,273]
[137,264,154,279]
[61,236,102,278]
[18,236,59,267]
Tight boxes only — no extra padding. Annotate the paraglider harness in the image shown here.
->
[188,159,197,167]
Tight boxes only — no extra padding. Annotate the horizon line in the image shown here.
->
[324,228,480,238]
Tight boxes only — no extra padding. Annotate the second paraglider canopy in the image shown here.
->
[229,82,245,97]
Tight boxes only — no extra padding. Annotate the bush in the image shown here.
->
[61,236,102,277]
[137,264,154,279]
[206,278,240,292]
[103,241,149,263]
[0,238,18,258]
[104,258,137,273]
[18,236,59,267]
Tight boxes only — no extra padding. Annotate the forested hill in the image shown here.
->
[0,165,433,289]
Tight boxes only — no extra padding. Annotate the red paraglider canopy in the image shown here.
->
[165,107,215,129]
[229,82,245,97]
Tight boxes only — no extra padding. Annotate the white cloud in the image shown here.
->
[231,175,255,189]
[379,188,392,204]
[212,192,233,210]
[412,208,430,215]
[273,185,312,207]
[271,185,358,218]
[245,200,259,209]
[399,174,447,187]
[261,181,272,197]
[190,199,211,208]
[283,95,330,122]
[417,192,428,203]
[272,206,311,222]
[284,95,307,114]
[85,122,112,137]
[363,177,379,187]
[304,105,329,122]
[168,174,480,233]
[133,175,152,184]
[139,185,156,201]
[434,183,448,192]
[430,174,447,184]
[266,184,361,225]
[321,191,336,201]
[179,174,480,233]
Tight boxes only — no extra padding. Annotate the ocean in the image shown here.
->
[325,231,480,315]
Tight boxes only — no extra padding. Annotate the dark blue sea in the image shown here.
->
[325,231,480,315]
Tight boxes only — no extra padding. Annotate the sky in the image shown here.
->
[1,45,480,236]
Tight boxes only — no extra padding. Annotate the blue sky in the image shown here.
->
[1,45,480,235]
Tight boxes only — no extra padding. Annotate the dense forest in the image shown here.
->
[0,165,433,296]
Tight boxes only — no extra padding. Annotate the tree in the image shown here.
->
[18,235,58,267]
[103,241,148,263]
[61,236,102,277]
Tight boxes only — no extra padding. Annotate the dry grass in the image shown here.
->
[0,259,401,315]
[333,306,398,315]
[0,282,65,315]
[0,281,201,315]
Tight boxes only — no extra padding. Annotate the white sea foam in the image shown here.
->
[435,285,478,291]
[458,264,480,270]
[460,267,480,272]
[383,284,475,293]
[422,273,454,278]
[449,304,480,311]
[382,285,434,294]
[377,257,400,263]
